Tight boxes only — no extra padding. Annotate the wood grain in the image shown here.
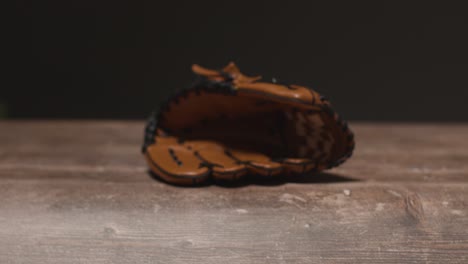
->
[0,121,467,263]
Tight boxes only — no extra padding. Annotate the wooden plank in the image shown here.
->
[0,180,467,263]
[0,121,467,263]
[1,121,467,182]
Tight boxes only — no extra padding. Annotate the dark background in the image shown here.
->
[5,1,468,121]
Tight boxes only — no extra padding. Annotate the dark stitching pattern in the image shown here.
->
[141,111,158,153]
[168,148,183,166]
[145,152,210,180]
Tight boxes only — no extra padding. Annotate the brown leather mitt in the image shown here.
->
[142,63,354,185]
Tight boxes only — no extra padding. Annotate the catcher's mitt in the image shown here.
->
[142,63,354,185]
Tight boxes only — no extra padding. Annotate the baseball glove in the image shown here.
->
[142,63,354,185]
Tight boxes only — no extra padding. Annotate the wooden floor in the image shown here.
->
[0,121,467,263]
